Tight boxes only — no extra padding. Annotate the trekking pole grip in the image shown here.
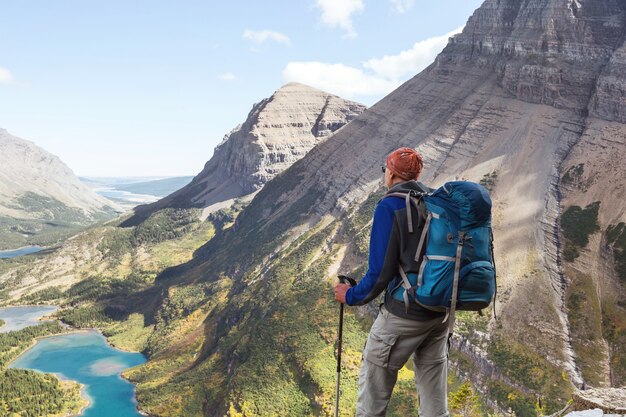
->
[337,275,357,287]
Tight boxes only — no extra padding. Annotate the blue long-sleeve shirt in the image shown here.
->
[345,197,403,306]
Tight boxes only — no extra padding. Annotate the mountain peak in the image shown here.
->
[121,83,367,226]
[274,82,327,95]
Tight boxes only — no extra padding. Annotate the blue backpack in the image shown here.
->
[386,181,496,330]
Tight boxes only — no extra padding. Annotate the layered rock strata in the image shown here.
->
[122,83,366,226]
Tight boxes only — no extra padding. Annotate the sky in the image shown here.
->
[0,0,483,177]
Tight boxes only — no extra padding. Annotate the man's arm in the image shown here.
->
[344,200,399,306]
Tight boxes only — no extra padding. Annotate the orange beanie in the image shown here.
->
[386,147,423,181]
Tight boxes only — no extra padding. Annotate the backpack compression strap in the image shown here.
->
[446,231,467,333]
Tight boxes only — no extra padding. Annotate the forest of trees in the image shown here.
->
[0,368,84,417]
[0,322,85,416]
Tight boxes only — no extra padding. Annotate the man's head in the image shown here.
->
[384,147,423,189]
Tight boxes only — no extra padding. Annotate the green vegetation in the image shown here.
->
[133,208,201,245]
[97,227,134,260]
[0,322,85,417]
[479,171,498,192]
[19,287,64,305]
[0,368,87,417]
[561,163,584,185]
[0,192,117,250]
[450,347,537,417]
[564,267,605,385]
[57,305,115,328]
[345,190,385,257]
[560,202,600,261]
[449,381,481,417]
[103,313,153,352]
[606,222,626,283]
[487,338,570,416]
[64,273,149,304]
[97,208,201,260]
[206,199,248,231]
[0,322,65,369]
[0,319,4,329]
[602,305,626,386]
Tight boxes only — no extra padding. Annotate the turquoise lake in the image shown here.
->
[0,304,147,415]
[9,330,146,417]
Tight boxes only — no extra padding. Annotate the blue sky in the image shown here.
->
[0,0,483,177]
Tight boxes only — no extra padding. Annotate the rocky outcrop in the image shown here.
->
[121,83,366,226]
[444,0,626,114]
[590,41,626,123]
[572,387,626,413]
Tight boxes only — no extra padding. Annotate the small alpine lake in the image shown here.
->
[0,305,147,417]
[0,245,44,259]
[9,331,147,417]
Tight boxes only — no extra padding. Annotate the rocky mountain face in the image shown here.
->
[0,129,120,249]
[120,0,625,414]
[122,83,366,226]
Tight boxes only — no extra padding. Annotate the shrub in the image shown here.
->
[560,202,600,260]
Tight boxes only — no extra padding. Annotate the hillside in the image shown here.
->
[0,129,121,249]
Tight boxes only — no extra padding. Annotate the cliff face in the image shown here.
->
[122,83,366,226]
[447,0,626,116]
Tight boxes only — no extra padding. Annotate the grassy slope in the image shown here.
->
[0,191,118,251]
[122,192,557,416]
[1,191,576,416]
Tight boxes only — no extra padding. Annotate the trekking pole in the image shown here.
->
[335,275,356,417]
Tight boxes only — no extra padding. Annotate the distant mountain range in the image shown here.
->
[0,129,120,250]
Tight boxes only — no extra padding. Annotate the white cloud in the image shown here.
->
[282,27,463,101]
[363,26,463,79]
[219,72,236,81]
[242,29,291,46]
[283,62,399,98]
[0,67,15,84]
[315,0,364,38]
[389,0,415,14]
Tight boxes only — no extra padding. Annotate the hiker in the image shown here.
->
[334,147,450,417]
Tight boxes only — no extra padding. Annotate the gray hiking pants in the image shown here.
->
[356,305,450,417]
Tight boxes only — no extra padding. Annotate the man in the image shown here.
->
[334,147,450,417]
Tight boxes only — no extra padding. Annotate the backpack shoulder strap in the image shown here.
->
[383,191,424,233]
